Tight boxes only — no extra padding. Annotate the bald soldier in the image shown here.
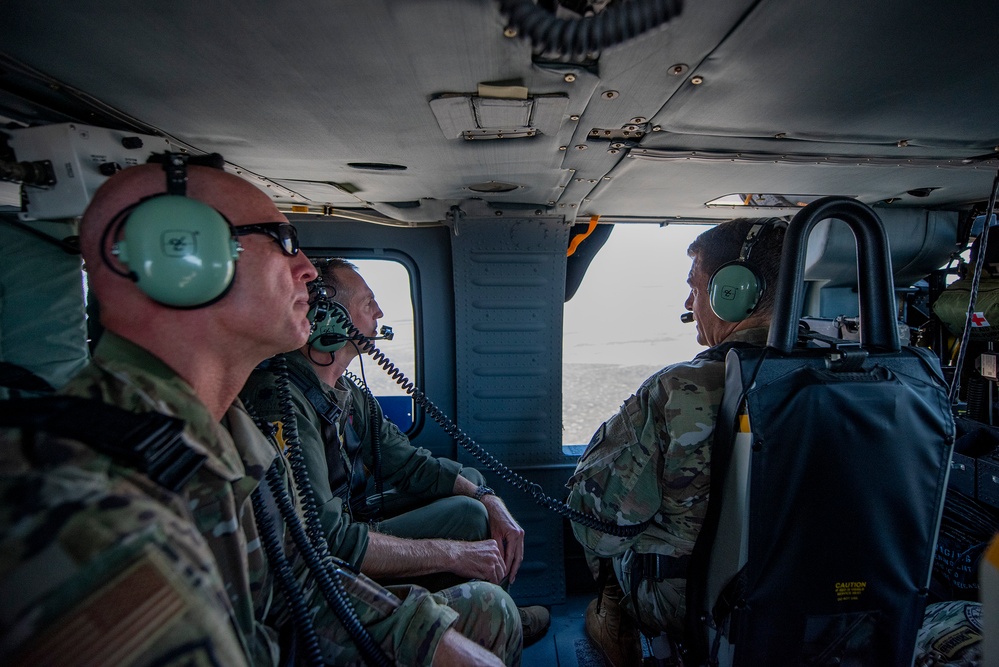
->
[0,156,520,666]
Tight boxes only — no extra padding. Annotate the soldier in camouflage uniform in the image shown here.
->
[241,259,550,642]
[0,161,520,666]
[914,600,982,667]
[567,219,785,666]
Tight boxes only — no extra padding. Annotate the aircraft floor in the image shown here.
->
[521,593,657,667]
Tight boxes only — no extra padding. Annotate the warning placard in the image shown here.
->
[835,581,867,602]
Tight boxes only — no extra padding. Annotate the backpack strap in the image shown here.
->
[258,357,343,426]
[0,396,205,493]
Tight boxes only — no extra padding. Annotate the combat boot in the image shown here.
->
[585,580,643,666]
[519,605,551,646]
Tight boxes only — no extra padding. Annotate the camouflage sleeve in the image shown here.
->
[349,379,461,498]
[0,456,250,667]
[567,377,665,557]
[242,369,370,569]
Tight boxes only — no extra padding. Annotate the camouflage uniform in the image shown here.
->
[567,328,769,637]
[241,352,488,569]
[914,601,982,666]
[2,333,521,666]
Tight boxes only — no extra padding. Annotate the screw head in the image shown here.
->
[569,114,580,121]
[669,64,689,76]
[602,90,619,99]
[691,76,704,85]
[564,73,577,83]
[575,144,588,150]
[503,26,517,38]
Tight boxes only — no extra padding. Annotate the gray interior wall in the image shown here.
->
[450,215,570,605]
[0,215,88,397]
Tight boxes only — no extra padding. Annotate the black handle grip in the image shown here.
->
[768,197,900,354]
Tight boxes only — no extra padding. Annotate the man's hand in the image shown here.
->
[432,629,505,667]
[480,495,525,584]
[444,539,507,584]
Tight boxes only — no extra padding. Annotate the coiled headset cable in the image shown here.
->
[250,482,325,667]
[330,310,650,539]
[249,355,393,667]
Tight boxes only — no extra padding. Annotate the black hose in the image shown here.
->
[498,0,684,58]
[269,356,394,667]
[250,483,325,667]
[324,310,650,538]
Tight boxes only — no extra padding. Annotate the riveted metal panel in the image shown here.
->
[452,215,570,604]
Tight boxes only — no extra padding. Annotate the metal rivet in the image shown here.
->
[652,125,662,132]
[631,117,646,123]
[589,179,597,183]
[608,149,619,154]
[569,114,580,121]
[603,176,611,180]
[503,26,517,38]
[575,144,588,150]
[669,64,689,76]
[690,76,704,85]
[575,178,584,182]
[535,209,543,215]
[602,90,619,99]
[610,142,624,149]
[564,73,577,83]
[495,210,503,216]
[559,146,567,151]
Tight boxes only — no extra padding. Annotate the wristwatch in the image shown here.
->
[473,485,495,501]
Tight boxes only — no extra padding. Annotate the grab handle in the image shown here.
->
[768,197,900,354]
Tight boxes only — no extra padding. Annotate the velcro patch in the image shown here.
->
[11,552,186,666]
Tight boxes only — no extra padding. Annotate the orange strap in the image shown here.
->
[567,215,600,257]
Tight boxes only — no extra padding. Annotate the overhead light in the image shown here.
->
[705,193,837,208]
[347,162,407,171]
[467,181,521,193]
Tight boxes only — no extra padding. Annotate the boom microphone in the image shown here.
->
[680,312,695,323]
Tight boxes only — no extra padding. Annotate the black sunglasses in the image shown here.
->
[233,222,300,256]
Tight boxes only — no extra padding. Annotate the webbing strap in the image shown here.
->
[0,396,204,492]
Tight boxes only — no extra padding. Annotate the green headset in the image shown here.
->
[103,154,241,308]
[307,297,353,352]
[707,221,773,323]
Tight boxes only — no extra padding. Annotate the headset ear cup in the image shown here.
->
[309,302,352,352]
[709,262,763,322]
[117,195,239,308]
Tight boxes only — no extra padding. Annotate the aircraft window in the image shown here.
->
[338,258,416,432]
[562,223,707,448]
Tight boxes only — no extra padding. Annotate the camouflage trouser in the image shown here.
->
[914,601,982,667]
[612,550,686,638]
[437,581,523,666]
[319,570,521,666]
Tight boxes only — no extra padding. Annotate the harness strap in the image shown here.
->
[0,396,204,492]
